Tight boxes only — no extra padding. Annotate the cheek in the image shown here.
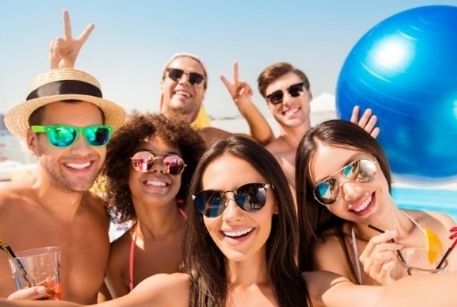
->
[94,147,107,163]
[203,217,220,239]
[194,88,205,101]
[267,103,277,114]
[162,80,176,94]
[325,203,344,216]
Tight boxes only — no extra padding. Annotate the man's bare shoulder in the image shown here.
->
[0,179,35,209]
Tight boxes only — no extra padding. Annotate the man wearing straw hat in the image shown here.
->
[0,68,125,303]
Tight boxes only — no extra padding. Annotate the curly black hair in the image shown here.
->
[102,112,206,223]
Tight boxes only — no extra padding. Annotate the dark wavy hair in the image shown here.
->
[295,119,391,277]
[102,112,206,223]
[183,135,309,307]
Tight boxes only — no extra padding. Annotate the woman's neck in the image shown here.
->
[134,202,185,240]
[226,249,270,287]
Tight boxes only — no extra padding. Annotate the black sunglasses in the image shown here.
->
[313,159,377,205]
[265,82,305,105]
[192,183,272,218]
[166,68,206,86]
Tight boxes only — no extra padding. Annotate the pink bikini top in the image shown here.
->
[128,207,187,291]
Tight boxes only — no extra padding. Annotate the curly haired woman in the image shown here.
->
[101,113,205,298]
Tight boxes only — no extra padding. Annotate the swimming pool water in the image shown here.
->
[392,187,457,221]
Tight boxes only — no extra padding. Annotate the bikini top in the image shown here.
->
[128,207,187,291]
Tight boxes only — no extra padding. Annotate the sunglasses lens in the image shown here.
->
[131,152,186,175]
[288,83,304,97]
[131,151,154,173]
[193,183,270,218]
[85,126,112,146]
[235,183,268,212]
[163,155,186,175]
[48,126,77,147]
[357,160,377,181]
[314,178,338,205]
[167,68,184,82]
[313,159,377,205]
[266,91,284,105]
[188,73,204,86]
[193,190,225,218]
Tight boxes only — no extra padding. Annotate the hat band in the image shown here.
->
[26,80,102,100]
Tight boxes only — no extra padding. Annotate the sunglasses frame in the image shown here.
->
[265,82,306,105]
[31,124,113,147]
[312,159,377,206]
[166,68,206,86]
[130,151,187,175]
[192,182,273,218]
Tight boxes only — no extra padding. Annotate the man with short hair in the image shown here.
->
[225,62,379,195]
[0,68,125,303]
[50,11,274,148]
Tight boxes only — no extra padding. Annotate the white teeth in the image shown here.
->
[65,162,91,169]
[223,228,253,238]
[351,194,372,212]
[145,180,167,187]
[175,90,191,98]
[282,107,300,116]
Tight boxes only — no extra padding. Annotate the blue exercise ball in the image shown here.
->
[336,5,457,180]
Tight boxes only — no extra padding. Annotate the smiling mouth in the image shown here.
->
[349,192,375,214]
[174,89,192,98]
[144,180,169,187]
[222,228,254,239]
[281,106,301,116]
[64,161,92,170]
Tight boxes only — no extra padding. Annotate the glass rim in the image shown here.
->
[13,246,61,258]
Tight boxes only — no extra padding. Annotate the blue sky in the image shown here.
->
[1,0,456,118]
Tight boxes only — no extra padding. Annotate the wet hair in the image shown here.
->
[257,62,310,98]
[102,112,206,223]
[295,119,391,276]
[184,135,309,307]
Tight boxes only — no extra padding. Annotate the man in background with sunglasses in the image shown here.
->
[0,68,125,303]
[256,62,379,195]
[49,11,274,148]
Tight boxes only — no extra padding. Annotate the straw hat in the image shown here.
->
[4,68,126,139]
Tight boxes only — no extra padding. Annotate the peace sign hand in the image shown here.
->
[49,10,95,68]
[220,62,254,110]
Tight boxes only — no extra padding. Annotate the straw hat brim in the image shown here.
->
[4,94,126,139]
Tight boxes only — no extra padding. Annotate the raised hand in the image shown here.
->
[358,230,406,285]
[350,105,380,138]
[220,61,274,145]
[220,62,254,110]
[49,10,95,69]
